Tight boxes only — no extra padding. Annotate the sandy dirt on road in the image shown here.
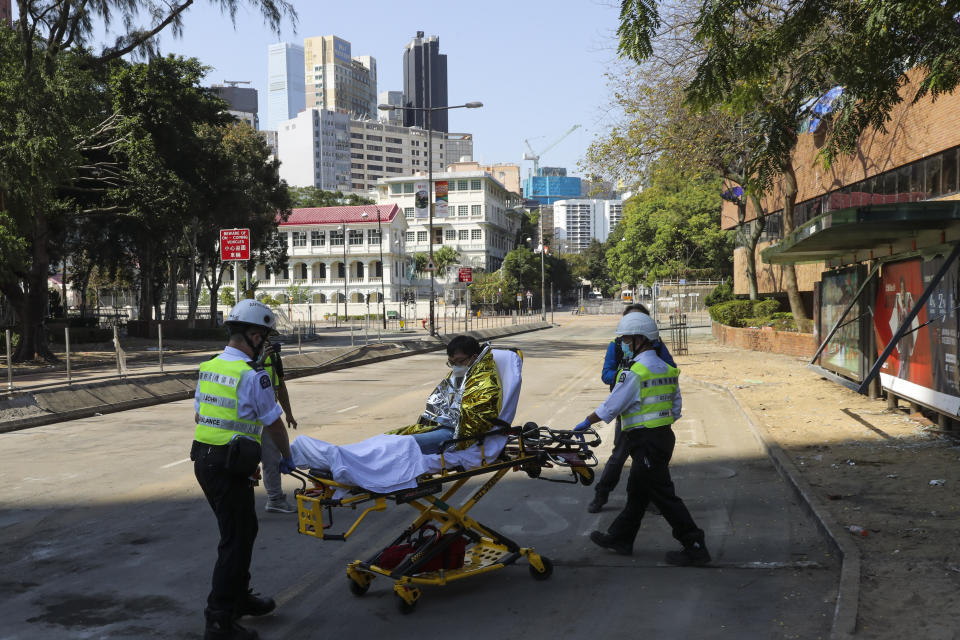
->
[555,314,960,639]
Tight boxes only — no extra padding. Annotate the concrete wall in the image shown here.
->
[712,321,816,359]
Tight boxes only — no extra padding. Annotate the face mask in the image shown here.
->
[451,364,469,379]
[621,341,634,361]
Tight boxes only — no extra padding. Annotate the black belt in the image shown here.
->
[191,440,228,460]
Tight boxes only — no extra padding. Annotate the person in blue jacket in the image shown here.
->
[588,305,676,513]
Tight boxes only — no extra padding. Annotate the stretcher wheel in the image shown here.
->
[397,594,418,615]
[348,578,370,597]
[529,555,553,581]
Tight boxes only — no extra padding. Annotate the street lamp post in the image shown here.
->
[379,99,482,336]
[362,208,387,329]
[341,221,348,322]
[527,236,546,321]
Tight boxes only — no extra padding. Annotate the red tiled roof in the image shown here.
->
[278,204,399,226]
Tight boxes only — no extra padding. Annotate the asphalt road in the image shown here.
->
[0,319,838,639]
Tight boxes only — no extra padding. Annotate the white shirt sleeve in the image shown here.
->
[594,370,639,423]
[237,368,283,426]
[673,387,683,420]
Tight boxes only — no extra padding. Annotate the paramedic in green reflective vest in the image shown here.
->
[574,312,710,566]
[191,299,295,640]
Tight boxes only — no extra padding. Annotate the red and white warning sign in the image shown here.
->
[220,228,250,261]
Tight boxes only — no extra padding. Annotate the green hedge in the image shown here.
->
[704,278,735,307]
[709,298,782,328]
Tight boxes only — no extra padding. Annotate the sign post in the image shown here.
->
[220,228,250,310]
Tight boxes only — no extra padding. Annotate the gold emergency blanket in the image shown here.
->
[387,350,502,449]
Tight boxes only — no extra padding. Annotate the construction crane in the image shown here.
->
[523,124,581,176]
[223,80,252,87]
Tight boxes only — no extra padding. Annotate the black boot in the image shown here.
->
[590,530,632,555]
[236,590,276,618]
[204,609,259,640]
[587,490,608,514]
[664,533,711,567]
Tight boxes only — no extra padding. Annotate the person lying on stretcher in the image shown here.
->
[386,335,504,454]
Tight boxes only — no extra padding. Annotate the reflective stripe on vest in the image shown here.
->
[621,361,680,431]
[194,357,263,445]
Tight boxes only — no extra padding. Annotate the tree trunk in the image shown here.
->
[781,165,810,331]
[14,210,56,362]
[744,194,767,301]
[164,257,178,321]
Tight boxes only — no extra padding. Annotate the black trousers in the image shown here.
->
[594,416,629,496]
[192,441,259,615]
[606,426,703,547]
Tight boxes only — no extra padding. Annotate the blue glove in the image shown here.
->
[278,458,296,474]
[573,419,591,432]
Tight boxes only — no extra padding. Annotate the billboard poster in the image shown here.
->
[923,257,960,397]
[874,258,932,389]
[818,266,864,380]
[435,181,449,218]
[414,182,429,219]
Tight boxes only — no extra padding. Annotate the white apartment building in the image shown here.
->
[251,204,409,306]
[277,108,351,191]
[552,198,624,253]
[375,171,523,274]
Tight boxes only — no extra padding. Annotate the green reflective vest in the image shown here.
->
[194,357,263,445]
[620,361,680,431]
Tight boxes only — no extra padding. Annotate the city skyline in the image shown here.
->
[94,0,620,178]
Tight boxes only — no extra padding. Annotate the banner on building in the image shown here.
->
[818,265,865,380]
[435,181,449,218]
[415,182,429,219]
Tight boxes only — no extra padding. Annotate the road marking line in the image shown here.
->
[336,405,359,413]
[161,458,191,469]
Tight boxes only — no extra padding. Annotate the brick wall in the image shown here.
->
[722,73,960,228]
[712,321,817,358]
[732,243,823,295]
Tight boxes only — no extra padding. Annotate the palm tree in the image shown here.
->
[433,246,461,279]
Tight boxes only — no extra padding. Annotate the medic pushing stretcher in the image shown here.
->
[286,341,601,614]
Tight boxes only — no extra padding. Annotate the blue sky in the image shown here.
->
[99,0,623,178]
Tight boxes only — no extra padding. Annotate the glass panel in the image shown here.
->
[403,182,414,193]
[391,183,402,194]
[925,155,943,197]
[944,148,959,194]
[910,162,924,201]
[897,165,911,202]
[882,171,898,196]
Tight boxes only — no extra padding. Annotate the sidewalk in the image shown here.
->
[677,332,959,639]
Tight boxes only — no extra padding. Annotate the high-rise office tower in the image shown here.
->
[266,43,305,131]
[303,35,377,119]
[211,83,259,129]
[1,0,12,24]
[402,33,448,133]
[378,90,404,125]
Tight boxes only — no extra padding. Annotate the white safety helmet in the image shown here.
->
[616,312,659,341]
[226,299,278,334]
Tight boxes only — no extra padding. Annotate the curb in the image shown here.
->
[684,376,859,639]
[0,322,553,434]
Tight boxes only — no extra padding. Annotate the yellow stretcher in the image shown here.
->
[290,423,600,614]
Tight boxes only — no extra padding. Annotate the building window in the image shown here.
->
[458,229,469,240]
[291,231,307,247]
[311,231,325,246]
[458,205,468,217]
[470,179,481,190]
[368,229,381,244]
[945,148,959,194]
[471,204,482,216]
[404,207,415,219]
[337,262,345,278]
[348,229,364,245]
[445,229,456,240]
[471,229,482,240]
[405,231,415,243]
[403,183,414,193]
[391,183,402,194]
[366,135,382,141]
[367,164,383,171]
[416,231,428,242]
[278,232,288,245]
[331,229,344,246]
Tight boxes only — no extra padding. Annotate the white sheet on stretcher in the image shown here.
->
[289,348,521,495]
[290,433,508,494]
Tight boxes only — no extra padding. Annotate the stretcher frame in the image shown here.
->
[290,422,600,613]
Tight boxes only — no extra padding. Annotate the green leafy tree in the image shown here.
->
[285,283,311,304]
[501,247,540,306]
[607,165,734,286]
[289,187,374,207]
[219,286,236,307]
[0,0,294,361]
[412,253,429,279]
[433,245,461,279]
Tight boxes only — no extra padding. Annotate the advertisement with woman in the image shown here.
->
[818,266,864,380]
[874,258,932,388]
